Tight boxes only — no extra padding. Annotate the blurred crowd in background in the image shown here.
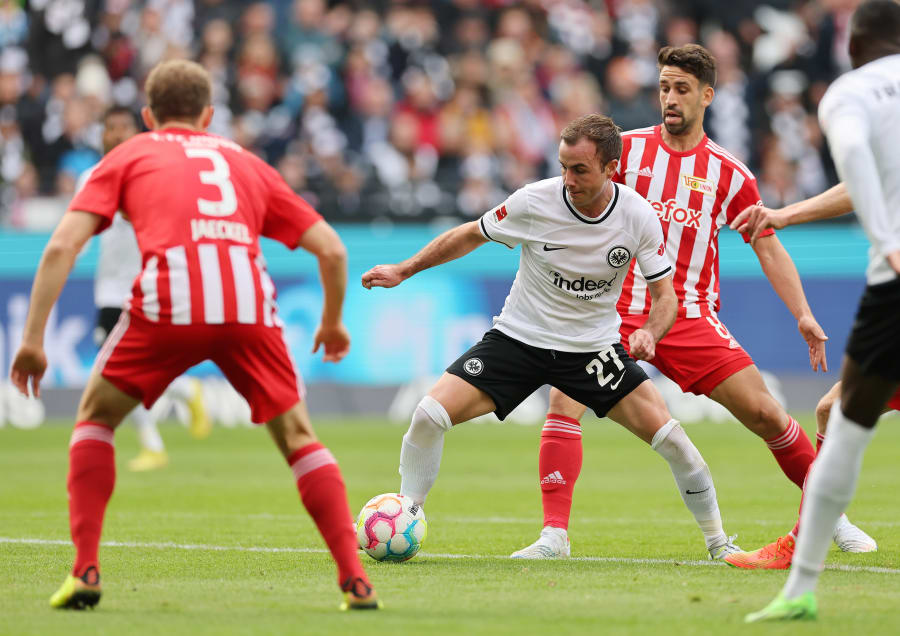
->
[1,0,862,227]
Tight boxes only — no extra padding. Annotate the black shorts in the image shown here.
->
[446,329,648,420]
[94,307,123,347]
[845,277,900,380]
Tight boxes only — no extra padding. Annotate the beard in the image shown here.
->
[663,114,692,135]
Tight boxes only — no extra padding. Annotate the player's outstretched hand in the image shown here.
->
[10,343,47,398]
[798,314,828,373]
[361,264,405,289]
[730,204,788,242]
[312,323,351,363]
[628,328,656,361]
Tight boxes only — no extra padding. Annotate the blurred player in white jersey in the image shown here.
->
[363,114,741,560]
[731,0,900,620]
[513,44,875,564]
[83,107,210,472]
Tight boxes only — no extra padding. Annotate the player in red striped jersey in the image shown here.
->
[9,60,380,611]
[512,44,875,564]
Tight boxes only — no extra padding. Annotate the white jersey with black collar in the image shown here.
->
[478,176,672,352]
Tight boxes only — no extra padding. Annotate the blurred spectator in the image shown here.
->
[766,70,827,200]
[705,29,754,163]
[603,57,659,133]
[758,136,803,209]
[0,0,27,48]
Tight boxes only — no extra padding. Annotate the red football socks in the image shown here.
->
[68,422,116,577]
[288,442,369,590]
[765,416,815,490]
[539,414,583,530]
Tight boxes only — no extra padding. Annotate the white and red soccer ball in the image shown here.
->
[355,493,427,562]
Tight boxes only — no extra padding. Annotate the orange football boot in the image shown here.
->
[724,534,795,570]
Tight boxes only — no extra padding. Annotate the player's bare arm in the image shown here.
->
[10,211,102,397]
[361,221,488,289]
[298,220,350,363]
[751,234,828,372]
[629,274,677,361]
[731,183,852,242]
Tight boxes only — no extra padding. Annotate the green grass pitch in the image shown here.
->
[2,414,898,635]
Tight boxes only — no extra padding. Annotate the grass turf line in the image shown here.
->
[1,415,898,635]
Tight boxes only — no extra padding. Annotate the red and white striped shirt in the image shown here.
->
[68,128,322,326]
[614,125,772,318]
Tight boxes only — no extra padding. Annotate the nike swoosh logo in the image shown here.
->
[543,244,567,251]
[609,373,625,390]
[685,487,710,495]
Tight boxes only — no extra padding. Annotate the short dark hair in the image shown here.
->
[560,114,622,164]
[103,105,139,128]
[657,44,717,87]
[145,59,212,124]
[851,0,900,46]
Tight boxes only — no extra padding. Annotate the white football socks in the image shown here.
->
[399,396,453,505]
[783,401,875,600]
[132,406,165,453]
[651,419,725,549]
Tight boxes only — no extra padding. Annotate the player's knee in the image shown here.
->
[547,388,587,420]
[651,420,704,468]
[815,394,835,432]
[740,397,785,438]
[76,395,123,429]
[268,403,317,456]
[407,396,452,448]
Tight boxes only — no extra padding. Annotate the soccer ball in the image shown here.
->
[355,493,427,562]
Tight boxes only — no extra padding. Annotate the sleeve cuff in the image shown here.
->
[644,266,672,281]
[479,217,513,249]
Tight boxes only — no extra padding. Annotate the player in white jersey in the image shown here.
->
[733,1,900,621]
[362,114,740,560]
[515,43,874,564]
[85,106,210,471]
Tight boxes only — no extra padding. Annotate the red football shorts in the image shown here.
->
[619,313,755,397]
[96,312,304,424]
[888,389,900,412]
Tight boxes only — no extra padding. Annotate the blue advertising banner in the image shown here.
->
[0,225,871,387]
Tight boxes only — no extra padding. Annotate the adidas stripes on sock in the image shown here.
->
[765,416,816,490]
[539,413,583,530]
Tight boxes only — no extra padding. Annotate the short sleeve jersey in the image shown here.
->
[613,125,770,319]
[68,128,323,325]
[479,176,671,352]
[76,164,143,309]
[818,54,900,285]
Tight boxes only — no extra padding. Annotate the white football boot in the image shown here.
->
[708,534,741,560]
[833,515,877,552]
[510,527,571,559]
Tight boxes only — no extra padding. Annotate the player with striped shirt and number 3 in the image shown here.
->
[9,60,381,612]
[362,114,740,561]
[513,44,876,564]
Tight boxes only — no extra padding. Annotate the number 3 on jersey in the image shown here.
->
[185,148,237,217]
[585,346,626,389]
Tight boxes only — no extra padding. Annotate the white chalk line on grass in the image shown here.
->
[8,510,900,528]
[3,537,899,575]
